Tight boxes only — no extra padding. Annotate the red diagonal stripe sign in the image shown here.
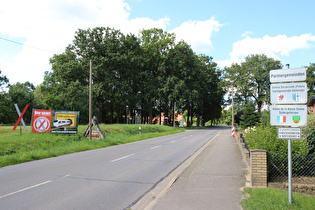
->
[13,104,29,130]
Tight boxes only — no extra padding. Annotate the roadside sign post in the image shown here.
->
[14,104,27,131]
[13,104,29,135]
[270,67,307,205]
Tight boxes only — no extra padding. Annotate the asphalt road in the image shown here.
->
[0,127,222,210]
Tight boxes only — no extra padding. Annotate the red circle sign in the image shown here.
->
[33,117,50,133]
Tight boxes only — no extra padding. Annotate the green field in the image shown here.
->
[0,124,183,168]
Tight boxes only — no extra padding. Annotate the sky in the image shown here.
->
[1,0,315,87]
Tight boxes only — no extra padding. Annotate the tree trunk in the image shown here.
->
[187,107,190,127]
[149,96,153,124]
[190,105,193,127]
[197,113,200,127]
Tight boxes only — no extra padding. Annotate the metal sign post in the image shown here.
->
[14,104,27,131]
[13,104,29,134]
[288,139,292,204]
[270,66,307,205]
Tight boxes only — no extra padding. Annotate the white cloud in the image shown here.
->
[241,31,253,37]
[171,17,222,53]
[217,33,315,68]
[124,17,170,35]
[0,0,169,86]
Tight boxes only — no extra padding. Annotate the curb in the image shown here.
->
[130,130,223,210]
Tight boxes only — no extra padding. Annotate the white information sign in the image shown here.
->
[270,82,307,104]
[179,119,184,127]
[278,127,301,139]
[270,105,307,126]
[270,68,306,83]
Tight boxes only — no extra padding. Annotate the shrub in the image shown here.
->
[244,125,308,154]
[302,113,315,154]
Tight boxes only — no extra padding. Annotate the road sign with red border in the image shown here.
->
[32,109,52,133]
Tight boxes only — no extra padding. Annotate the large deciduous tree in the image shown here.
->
[8,82,36,123]
[0,71,13,124]
[41,27,224,125]
[307,63,315,99]
[224,54,282,114]
[140,28,176,124]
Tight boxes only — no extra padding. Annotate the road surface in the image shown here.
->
[0,127,223,209]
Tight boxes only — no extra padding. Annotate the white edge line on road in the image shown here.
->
[0,180,52,199]
[110,154,135,163]
[150,145,162,150]
[170,141,176,143]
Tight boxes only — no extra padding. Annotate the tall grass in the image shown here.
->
[0,124,182,167]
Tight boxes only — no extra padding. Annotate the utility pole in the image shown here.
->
[89,60,92,140]
[232,87,234,127]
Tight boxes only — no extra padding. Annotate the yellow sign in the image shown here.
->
[55,113,76,127]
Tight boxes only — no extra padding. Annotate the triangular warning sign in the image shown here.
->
[84,116,105,139]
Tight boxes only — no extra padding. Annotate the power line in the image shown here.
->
[0,36,57,54]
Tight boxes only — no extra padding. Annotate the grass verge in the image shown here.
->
[0,124,183,168]
[241,187,315,210]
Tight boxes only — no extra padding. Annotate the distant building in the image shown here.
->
[307,95,315,114]
[153,113,183,125]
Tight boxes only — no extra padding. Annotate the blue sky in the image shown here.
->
[1,0,315,86]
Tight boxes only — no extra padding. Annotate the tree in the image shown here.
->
[240,100,260,128]
[224,54,282,114]
[44,27,224,125]
[8,82,35,123]
[162,41,196,125]
[140,28,176,124]
[0,70,13,124]
[306,63,315,100]
[0,70,9,91]
[195,55,224,126]
[242,54,282,114]
[224,63,252,105]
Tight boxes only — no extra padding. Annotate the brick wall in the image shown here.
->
[250,149,267,188]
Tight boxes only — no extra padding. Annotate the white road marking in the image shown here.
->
[111,154,135,163]
[150,145,162,150]
[170,141,176,143]
[0,180,52,199]
[182,137,187,139]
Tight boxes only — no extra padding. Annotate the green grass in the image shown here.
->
[241,187,315,210]
[0,124,183,167]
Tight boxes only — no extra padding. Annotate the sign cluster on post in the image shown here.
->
[269,67,307,204]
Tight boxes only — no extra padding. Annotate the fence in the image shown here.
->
[238,133,315,193]
[268,152,315,184]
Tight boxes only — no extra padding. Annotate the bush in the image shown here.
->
[244,125,308,153]
[302,113,315,154]
[306,130,315,153]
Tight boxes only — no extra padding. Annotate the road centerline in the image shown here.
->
[110,154,135,163]
[0,180,52,199]
[150,145,162,150]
